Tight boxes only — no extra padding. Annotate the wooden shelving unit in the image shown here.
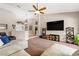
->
[66,27,74,44]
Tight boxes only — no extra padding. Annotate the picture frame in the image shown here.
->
[0,24,7,30]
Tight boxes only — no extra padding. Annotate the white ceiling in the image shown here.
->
[5,3,79,14]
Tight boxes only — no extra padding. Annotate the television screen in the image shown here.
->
[47,20,64,30]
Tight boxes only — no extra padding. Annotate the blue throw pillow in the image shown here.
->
[1,36,10,45]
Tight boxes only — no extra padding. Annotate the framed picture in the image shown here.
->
[12,24,16,29]
[0,24,7,30]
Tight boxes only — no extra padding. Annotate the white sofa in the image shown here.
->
[41,43,79,56]
[0,39,29,56]
[0,31,30,56]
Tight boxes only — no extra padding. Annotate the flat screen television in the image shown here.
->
[47,20,64,30]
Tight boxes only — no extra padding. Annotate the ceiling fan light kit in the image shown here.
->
[35,11,40,14]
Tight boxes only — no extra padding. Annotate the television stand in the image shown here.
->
[40,34,60,42]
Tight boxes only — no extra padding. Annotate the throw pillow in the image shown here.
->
[1,36,10,45]
[8,36,16,41]
[0,32,6,36]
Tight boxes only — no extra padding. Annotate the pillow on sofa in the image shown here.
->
[0,32,7,36]
[8,36,16,41]
[41,43,77,56]
[1,36,10,45]
[0,39,4,46]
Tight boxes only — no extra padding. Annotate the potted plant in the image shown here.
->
[74,34,79,45]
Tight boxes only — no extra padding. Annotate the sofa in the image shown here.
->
[41,43,79,56]
[0,39,30,56]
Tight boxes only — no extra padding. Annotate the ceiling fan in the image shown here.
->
[28,3,46,14]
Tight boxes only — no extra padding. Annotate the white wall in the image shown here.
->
[0,4,29,21]
[0,4,37,36]
[40,12,79,41]
[0,8,16,33]
[0,4,27,35]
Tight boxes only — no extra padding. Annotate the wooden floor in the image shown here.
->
[24,37,55,56]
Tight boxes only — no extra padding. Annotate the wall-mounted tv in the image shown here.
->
[47,20,64,31]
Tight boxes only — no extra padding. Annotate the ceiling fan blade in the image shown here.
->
[28,10,35,12]
[33,5,38,11]
[40,12,44,14]
[39,7,46,11]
